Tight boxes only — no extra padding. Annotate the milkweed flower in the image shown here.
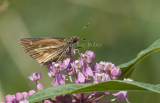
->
[112,91,130,103]
[93,72,111,83]
[80,50,95,64]
[3,51,131,103]
[48,63,67,86]
[110,66,121,80]
[46,51,130,102]
[28,72,41,81]
[28,72,44,91]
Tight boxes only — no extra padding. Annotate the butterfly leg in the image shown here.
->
[75,46,86,55]
[74,48,80,55]
[56,51,66,62]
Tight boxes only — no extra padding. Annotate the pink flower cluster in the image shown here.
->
[3,51,132,103]
[47,51,121,86]
[4,90,35,103]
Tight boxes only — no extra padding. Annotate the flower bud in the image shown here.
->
[5,95,14,102]
[28,90,36,96]
[36,81,44,91]
[110,67,121,80]
[22,92,28,99]
[15,92,24,101]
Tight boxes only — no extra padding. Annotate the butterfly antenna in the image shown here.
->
[76,23,90,36]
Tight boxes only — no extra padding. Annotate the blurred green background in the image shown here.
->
[0,0,160,102]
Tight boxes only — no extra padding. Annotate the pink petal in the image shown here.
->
[86,66,93,76]
[78,72,85,83]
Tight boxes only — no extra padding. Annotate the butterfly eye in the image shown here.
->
[73,38,78,43]
[73,37,80,43]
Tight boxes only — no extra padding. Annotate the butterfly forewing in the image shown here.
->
[20,38,69,65]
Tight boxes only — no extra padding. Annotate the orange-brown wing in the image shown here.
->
[20,38,68,65]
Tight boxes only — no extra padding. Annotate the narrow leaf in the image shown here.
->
[118,39,160,79]
[26,80,160,102]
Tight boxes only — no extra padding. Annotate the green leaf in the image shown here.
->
[118,39,160,79]
[26,80,160,102]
